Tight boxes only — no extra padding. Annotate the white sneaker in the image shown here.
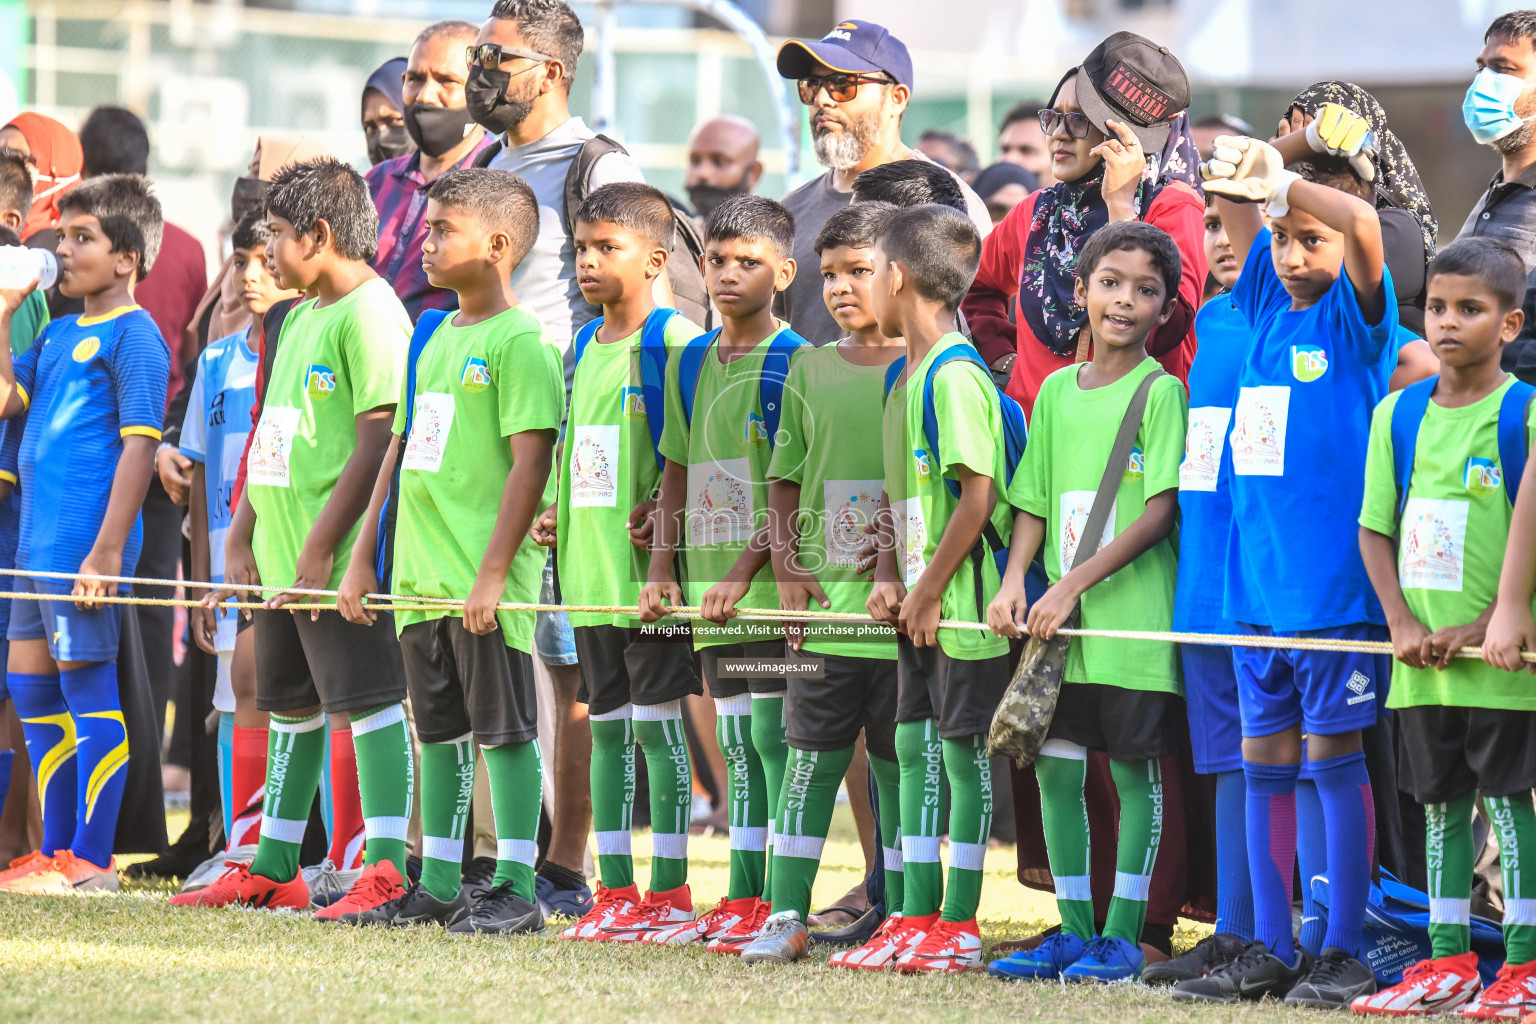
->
[180,844,258,893]
[302,858,363,908]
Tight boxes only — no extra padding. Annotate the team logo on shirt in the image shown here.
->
[1291,345,1329,383]
[745,412,769,445]
[621,386,646,418]
[460,356,490,393]
[913,449,932,485]
[1123,446,1145,481]
[1465,457,1502,497]
[305,365,336,400]
[72,337,100,362]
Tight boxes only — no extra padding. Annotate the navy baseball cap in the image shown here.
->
[777,20,914,91]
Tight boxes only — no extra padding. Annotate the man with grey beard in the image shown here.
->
[774,20,990,345]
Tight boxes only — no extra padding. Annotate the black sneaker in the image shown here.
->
[1142,932,1250,986]
[1283,946,1376,1008]
[1171,940,1306,1002]
[387,884,474,928]
[447,881,545,936]
[461,857,497,900]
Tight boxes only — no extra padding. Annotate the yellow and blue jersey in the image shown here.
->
[14,305,169,583]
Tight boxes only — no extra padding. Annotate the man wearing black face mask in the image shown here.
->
[364,19,491,320]
[683,115,762,220]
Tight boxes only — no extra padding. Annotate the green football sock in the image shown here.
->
[751,694,787,905]
[940,734,992,923]
[1103,756,1164,943]
[1426,792,1475,958]
[771,745,854,918]
[419,734,475,901]
[248,711,326,884]
[483,739,543,901]
[1486,791,1536,965]
[348,703,414,877]
[633,700,690,892]
[1035,739,1094,939]
[869,752,903,915]
[896,719,944,917]
[715,695,766,899]
[589,707,636,889]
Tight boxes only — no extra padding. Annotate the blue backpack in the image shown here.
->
[374,307,452,586]
[572,307,681,469]
[676,327,809,448]
[1390,374,1536,520]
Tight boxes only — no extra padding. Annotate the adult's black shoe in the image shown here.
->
[387,884,474,928]
[1283,946,1377,1009]
[1171,940,1306,1002]
[1142,932,1250,986]
[448,882,545,936]
[808,905,883,947]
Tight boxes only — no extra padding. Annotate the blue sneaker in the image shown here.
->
[986,931,1086,981]
[535,874,594,918]
[1061,936,1145,983]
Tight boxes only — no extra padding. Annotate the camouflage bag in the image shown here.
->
[985,370,1166,766]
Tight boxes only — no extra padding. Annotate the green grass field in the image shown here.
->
[0,806,1326,1024]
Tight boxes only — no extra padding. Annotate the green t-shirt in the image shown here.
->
[558,313,701,628]
[657,323,800,649]
[391,305,563,652]
[888,334,1014,661]
[248,277,409,591]
[1010,358,1186,694]
[11,289,48,355]
[1359,377,1536,710]
[767,343,899,660]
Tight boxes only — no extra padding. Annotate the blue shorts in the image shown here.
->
[7,575,123,662]
[535,552,577,667]
[1233,622,1389,738]
[1182,643,1243,774]
[0,638,8,699]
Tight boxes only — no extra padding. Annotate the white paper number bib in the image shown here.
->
[569,425,621,508]
[1399,497,1469,593]
[247,406,302,487]
[1059,490,1116,574]
[890,496,928,588]
[687,458,754,546]
[1180,406,1232,492]
[823,479,883,567]
[1230,386,1289,477]
[402,392,455,473]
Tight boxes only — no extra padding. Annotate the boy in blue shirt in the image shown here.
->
[1183,131,1397,1007]
[0,174,171,895]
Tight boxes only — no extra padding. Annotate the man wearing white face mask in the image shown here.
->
[1460,12,1536,269]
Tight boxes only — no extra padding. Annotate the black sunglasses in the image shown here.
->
[466,43,554,71]
[1039,108,1094,140]
[797,73,894,105]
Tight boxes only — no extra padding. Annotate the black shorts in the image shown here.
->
[1047,681,1184,762]
[573,625,701,717]
[400,617,537,746]
[895,637,1010,740]
[1396,704,1536,803]
[785,651,897,762]
[254,608,407,715]
[699,640,787,699]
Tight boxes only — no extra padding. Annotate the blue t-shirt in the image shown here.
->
[0,414,23,638]
[180,328,257,649]
[14,306,170,584]
[1224,229,1398,631]
[1174,294,1247,634]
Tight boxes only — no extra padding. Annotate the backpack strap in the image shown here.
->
[921,342,994,500]
[676,328,719,430]
[884,356,907,398]
[562,134,628,238]
[1499,379,1536,506]
[759,329,809,449]
[376,307,453,584]
[638,307,681,468]
[1390,375,1438,521]
[470,139,502,168]
[572,316,603,369]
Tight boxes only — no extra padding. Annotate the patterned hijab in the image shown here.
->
[1286,81,1437,257]
[1019,108,1201,357]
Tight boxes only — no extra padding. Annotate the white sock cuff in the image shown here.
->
[261,814,307,845]
[595,830,632,856]
[589,703,634,722]
[774,833,825,861]
[1055,874,1092,902]
[422,835,463,863]
[1038,738,1087,760]
[632,700,682,722]
[350,704,406,736]
[729,825,768,851]
[883,845,903,872]
[1429,897,1471,926]
[1113,870,1152,903]
[1507,897,1536,927]
[750,692,784,701]
[948,840,987,872]
[902,835,941,864]
[269,713,324,734]
[498,838,537,866]
[364,815,409,842]
[714,694,752,717]
[652,832,688,860]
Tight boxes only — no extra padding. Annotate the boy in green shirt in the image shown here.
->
[860,202,1012,974]
[182,157,415,921]
[638,195,806,952]
[742,201,904,965]
[337,168,562,935]
[1358,238,1536,1017]
[987,220,1187,983]
[529,182,705,942]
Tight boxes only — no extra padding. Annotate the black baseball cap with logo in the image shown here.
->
[1058,31,1190,152]
[776,20,914,91]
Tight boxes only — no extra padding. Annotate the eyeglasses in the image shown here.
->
[1038,108,1094,140]
[466,43,554,71]
[797,73,894,105]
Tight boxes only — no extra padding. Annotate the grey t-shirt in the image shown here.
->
[778,155,992,346]
[488,116,645,390]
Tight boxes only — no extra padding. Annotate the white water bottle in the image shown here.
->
[0,246,58,290]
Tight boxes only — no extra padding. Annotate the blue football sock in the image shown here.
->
[0,747,12,822]
[1244,759,1300,966]
[59,661,128,870]
[1310,750,1372,958]
[217,711,235,845]
[1296,777,1329,955]
[1214,769,1254,941]
[9,671,75,856]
